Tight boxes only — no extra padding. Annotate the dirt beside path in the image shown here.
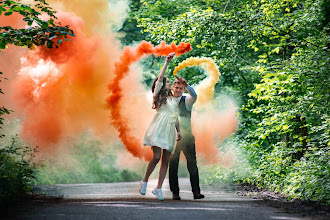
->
[235,183,330,219]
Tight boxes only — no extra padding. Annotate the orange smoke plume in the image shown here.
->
[192,106,238,164]
[106,41,192,161]
[4,11,119,150]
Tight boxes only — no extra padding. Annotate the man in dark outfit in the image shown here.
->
[169,78,204,200]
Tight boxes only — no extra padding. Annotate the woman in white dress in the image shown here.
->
[139,53,182,200]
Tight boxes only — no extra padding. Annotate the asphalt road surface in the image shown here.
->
[16,178,320,220]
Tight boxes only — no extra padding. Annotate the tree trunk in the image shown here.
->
[292,115,308,161]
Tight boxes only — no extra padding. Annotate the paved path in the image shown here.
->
[19,178,313,220]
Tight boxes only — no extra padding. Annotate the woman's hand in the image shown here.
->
[165,52,175,64]
[176,132,182,141]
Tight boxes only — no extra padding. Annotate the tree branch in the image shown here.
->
[223,0,230,13]
[234,53,253,66]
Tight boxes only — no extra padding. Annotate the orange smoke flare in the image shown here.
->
[106,41,192,161]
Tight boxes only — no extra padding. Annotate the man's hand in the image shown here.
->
[176,132,182,141]
[178,78,188,87]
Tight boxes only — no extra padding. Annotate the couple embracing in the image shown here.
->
[139,53,204,201]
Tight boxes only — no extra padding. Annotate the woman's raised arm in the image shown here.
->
[158,52,175,82]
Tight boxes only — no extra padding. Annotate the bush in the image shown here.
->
[0,136,37,205]
[207,137,330,205]
[284,147,330,203]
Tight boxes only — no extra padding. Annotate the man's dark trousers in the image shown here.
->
[169,134,201,194]
[169,96,201,195]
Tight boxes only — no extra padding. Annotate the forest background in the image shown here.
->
[0,0,329,205]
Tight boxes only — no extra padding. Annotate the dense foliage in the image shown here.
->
[0,136,37,205]
[131,0,330,203]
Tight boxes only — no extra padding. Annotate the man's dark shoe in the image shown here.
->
[193,193,205,199]
[173,193,181,200]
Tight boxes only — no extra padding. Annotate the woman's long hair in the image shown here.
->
[151,77,173,109]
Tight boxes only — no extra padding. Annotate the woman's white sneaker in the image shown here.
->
[152,188,164,201]
[139,181,147,195]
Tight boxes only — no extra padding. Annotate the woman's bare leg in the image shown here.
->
[143,146,161,182]
[157,149,171,189]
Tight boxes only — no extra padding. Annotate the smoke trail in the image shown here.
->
[192,105,238,164]
[106,41,192,161]
[2,10,120,150]
[173,57,220,109]
[47,0,129,35]
[173,57,238,164]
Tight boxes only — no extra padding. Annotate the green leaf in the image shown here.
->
[46,41,53,48]
[49,36,57,40]
[57,39,63,44]
[41,22,49,28]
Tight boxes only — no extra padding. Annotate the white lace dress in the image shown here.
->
[143,81,179,153]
